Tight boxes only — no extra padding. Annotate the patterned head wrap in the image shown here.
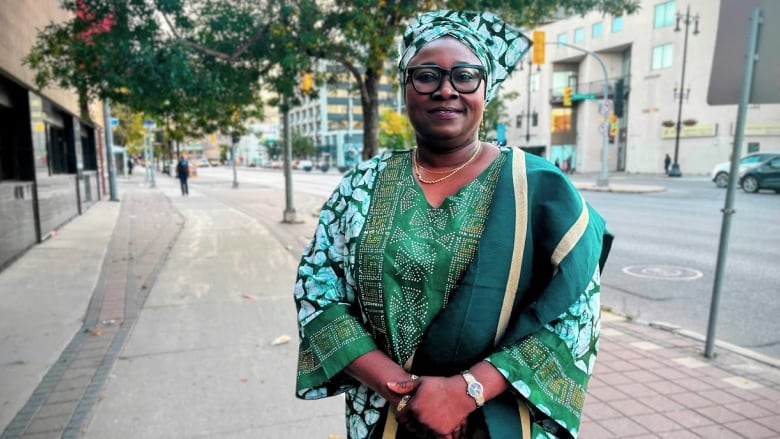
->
[399,10,531,103]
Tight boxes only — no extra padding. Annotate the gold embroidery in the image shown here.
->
[355,152,505,362]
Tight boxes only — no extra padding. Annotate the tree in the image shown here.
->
[110,103,145,155]
[480,91,519,141]
[25,0,640,160]
[378,108,414,151]
[291,131,315,158]
[300,0,639,159]
[263,140,282,161]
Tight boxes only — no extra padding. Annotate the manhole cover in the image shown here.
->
[622,265,703,280]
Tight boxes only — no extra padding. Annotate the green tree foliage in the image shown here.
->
[378,108,414,151]
[263,140,282,161]
[291,131,315,158]
[25,0,639,160]
[109,103,145,155]
[480,91,519,142]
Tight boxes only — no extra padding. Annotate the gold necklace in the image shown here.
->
[413,142,483,184]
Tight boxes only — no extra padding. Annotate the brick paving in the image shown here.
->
[2,175,779,438]
[1,188,182,439]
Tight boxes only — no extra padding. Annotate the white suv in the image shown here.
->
[711,152,780,188]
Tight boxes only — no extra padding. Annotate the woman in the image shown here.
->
[294,11,611,439]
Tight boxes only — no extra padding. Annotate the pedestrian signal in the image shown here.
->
[532,31,545,65]
[563,86,572,107]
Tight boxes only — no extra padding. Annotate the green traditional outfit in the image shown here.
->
[294,10,611,439]
[295,148,611,438]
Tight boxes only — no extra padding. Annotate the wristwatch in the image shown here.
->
[461,371,485,408]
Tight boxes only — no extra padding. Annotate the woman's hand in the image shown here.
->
[388,375,476,437]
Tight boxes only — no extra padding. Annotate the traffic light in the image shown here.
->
[614,78,625,118]
[301,72,314,96]
[532,31,545,65]
[609,112,618,139]
[563,86,572,107]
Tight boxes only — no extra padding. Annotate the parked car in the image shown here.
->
[293,160,313,172]
[711,152,780,188]
[197,158,210,167]
[739,156,780,193]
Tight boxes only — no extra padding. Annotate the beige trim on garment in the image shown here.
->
[494,150,528,345]
[550,194,589,275]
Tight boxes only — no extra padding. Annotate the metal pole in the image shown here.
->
[705,8,761,359]
[149,132,156,188]
[232,137,239,188]
[282,104,298,223]
[525,60,532,143]
[546,41,610,186]
[102,100,119,201]
[669,6,694,178]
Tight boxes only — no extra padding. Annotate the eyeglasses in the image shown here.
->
[405,64,486,95]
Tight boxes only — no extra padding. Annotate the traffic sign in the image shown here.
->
[110,117,119,128]
[572,93,597,101]
[599,100,613,115]
[143,119,156,130]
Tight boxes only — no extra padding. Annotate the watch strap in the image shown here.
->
[460,371,485,408]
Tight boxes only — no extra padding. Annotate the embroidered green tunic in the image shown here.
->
[295,148,609,438]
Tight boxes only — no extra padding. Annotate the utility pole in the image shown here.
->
[102,100,118,201]
[668,5,700,177]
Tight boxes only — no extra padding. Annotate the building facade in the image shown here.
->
[288,60,401,171]
[0,0,105,269]
[502,0,779,175]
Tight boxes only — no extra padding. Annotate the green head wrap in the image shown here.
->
[399,10,531,103]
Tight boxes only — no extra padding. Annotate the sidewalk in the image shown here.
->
[1,173,778,438]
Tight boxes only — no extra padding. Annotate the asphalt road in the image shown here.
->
[185,166,780,360]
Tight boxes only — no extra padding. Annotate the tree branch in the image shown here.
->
[161,9,268,63]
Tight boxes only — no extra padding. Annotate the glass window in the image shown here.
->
[557,32,568,45]
[592,22,603,38]
[551,109,573,133]
[574,28,585,43]
[612,16,623,33]
[654,1,677,28]
[651,43,674,70]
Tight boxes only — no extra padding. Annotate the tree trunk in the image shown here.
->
[361,68,381,160]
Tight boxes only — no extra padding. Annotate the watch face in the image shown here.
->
[467,381,484,397]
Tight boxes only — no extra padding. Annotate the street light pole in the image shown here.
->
[669,5,700,178]
[525,60,532,143]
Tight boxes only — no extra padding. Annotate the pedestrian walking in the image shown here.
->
[664,153,671,174]
[127,157,134,175]
[293,10,612,439]
[176,156,189,196]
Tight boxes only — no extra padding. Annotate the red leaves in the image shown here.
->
[76,0,115,46]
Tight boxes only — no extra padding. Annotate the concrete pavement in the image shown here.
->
[1,172,778,438]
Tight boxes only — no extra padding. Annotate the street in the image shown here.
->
[188,166,780,360]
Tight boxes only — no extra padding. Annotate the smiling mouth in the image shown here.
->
[429,108,461,114]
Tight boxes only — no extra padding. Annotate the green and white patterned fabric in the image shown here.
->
[294,148,611,438]
[399,10,532,103]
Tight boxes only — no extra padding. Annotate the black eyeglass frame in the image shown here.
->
[405,64,487,95]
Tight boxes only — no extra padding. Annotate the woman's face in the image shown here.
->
[404,37,486,149]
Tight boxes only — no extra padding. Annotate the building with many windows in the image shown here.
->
[288,60,401,171]
[502,0,779,175]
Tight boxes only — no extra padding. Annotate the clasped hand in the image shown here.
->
[387,375,476,439]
